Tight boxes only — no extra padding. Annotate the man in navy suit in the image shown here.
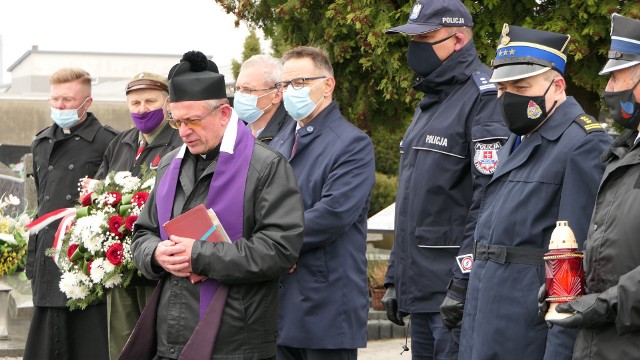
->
[270,46,376,360]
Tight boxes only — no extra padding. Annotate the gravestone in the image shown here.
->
[0,174,25,214]
[0,145,31,169]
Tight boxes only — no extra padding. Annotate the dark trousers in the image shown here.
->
[277,345,357,360]
[24,304,109,360]
[410,312,458,360]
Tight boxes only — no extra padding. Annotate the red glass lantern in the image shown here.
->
[544,220,585,320]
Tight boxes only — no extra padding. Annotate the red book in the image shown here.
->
[162,204,230,283]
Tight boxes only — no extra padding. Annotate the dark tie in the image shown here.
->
[291,132,301,158]
[512,136,521,153]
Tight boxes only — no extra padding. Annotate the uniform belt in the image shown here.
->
[473,241,545,265]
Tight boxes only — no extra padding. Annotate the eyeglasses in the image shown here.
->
[168,106,220,129]
[276,76,326,90]
[234,86,277,96]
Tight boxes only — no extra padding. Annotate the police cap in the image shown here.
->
[490,24,570,83]
[386,0,473,35]
[599,14,640,75]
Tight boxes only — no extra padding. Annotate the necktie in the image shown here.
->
[512,136,522,153]
[135,139,147,161]
[291,132,301,158]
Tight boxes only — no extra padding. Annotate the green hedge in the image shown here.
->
[369,172,398,218]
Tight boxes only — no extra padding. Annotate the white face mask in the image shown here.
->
[234,90,276,124]
[50,98,89,129]
[283,81,323,121]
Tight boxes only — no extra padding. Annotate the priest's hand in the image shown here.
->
[170,235,195,274]
[153,239,190,277]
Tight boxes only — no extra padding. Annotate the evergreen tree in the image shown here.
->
[216,0,639,174]
[231,29,263,80]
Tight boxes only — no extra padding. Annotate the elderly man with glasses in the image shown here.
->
[270,46,376,360]
[125,50,304,360]
[234,54,292,143]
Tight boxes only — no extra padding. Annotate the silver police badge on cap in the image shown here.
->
[409,3,423,20]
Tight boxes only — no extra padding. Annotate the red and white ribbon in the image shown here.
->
[26,208,77,235]
[52,213,76,266]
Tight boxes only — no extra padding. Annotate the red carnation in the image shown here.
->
[106,243,124,266]
[131,192,149,207]
[108,215,124,239]
[87,260,93,275]
[125,215,138,231]
[81,192,94,207]
[67,244,79,260]
[104,191,123,207]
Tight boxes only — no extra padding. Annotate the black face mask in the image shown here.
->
[406,34,456,78]
[603,78,640,130]
[499,80,557,136]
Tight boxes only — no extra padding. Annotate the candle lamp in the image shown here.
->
[543,220,585,321]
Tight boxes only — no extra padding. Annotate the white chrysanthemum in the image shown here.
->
[59,271,90,299]
[71,215,104,253]
[89,258,107,283]
[103,273,122,288]
[141,178,155,190]
[102,260,116,273]
[113,171,133,185]
[0,233,16,244]
[121,177,141,193]
[5,195,20,206]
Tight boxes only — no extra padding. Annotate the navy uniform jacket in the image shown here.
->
[387,41,509,313]
[270,100,376,349]
[460,97,612,360]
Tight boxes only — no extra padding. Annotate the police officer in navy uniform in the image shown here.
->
[383,0,509,358]
[459,25,612,360]
[545,14,640,360]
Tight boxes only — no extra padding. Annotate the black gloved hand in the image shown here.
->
[440,279,467,330]
[440,294,464,329]
[382,286,408,326]
[547,287,617,329]
[537,283,548,318]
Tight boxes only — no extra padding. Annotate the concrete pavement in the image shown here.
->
[359,338,413,360]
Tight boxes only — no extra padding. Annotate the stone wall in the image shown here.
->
[0,99,133,146]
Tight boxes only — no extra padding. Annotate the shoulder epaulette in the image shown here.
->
[472,71,497,95]
[573,114,604,133]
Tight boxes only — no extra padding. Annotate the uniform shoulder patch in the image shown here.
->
[472,71,497,95]
[473,141,501,175]
[573,114,604,133]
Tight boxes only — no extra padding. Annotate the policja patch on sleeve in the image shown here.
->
[473,141,502,175]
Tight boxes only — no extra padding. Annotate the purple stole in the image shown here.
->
[119,115,254,360]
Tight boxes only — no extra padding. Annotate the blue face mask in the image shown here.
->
[234,90,276,124]
[50,98,89,129]
[283,82,323,121]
